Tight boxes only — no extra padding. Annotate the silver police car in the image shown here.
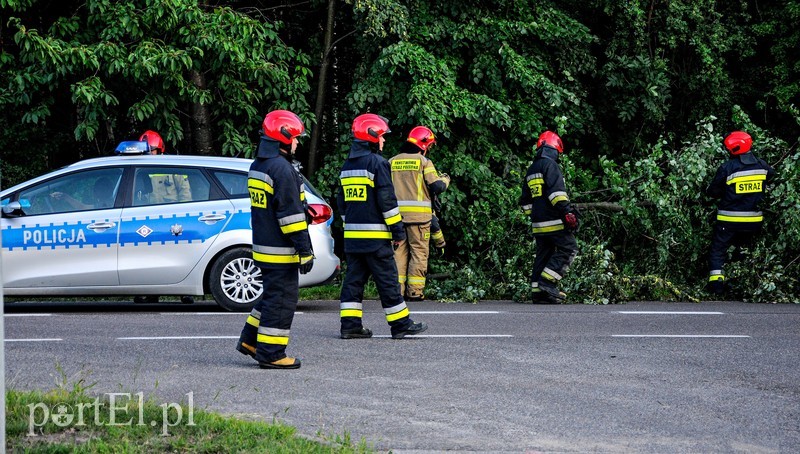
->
[1,143,340,311]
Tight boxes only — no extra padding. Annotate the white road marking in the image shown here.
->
[160,312,304,315]
[4,314,52,317]
[411,311,502,314]
[6,338,63,342]
[374,334,513,338]
[117,336,239,340]
[612,334,750,338]
[617,311,724,315]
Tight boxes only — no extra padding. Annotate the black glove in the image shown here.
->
[299,252,315,274]
[563,212,579,232]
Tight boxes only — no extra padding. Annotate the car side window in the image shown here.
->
[17,168,124,216]
[132,167,211,206]
[211,170,248,198]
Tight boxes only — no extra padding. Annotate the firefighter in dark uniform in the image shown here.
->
[236,110,314,369]
[519,131,579,304]
[705,131,775,295]
[337,113,428,339]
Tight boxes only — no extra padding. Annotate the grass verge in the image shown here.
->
[7,388,370,453]
[298,281,377,301]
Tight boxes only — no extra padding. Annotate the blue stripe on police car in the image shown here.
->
[2,220,116,251]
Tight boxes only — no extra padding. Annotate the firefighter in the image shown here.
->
[139,130,192,204]
[133,130,193,305]
[519,131,579,304]
[337,113,428,339]
[388,126,450,300]
[236,110,314,369]
[705,131,775,295]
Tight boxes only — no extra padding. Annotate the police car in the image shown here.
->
[1,141,340,311]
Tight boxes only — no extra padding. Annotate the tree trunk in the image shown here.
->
[307,0,336,176]
[190,70,213,156]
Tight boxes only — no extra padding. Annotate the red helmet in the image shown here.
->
[724,131,752,155]
[352,113,391,143]
[406,126,436,152]
[537,131,563,153]
[139,130,165,154]
[262,110,307,145]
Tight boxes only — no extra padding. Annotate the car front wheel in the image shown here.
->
[209,247,263,312]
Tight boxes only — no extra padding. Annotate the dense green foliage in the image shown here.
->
[2,0,798,303]
[0,0,310,163]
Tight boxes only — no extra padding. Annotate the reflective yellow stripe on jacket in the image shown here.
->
[252,245,299,264]
[531,219,564,234]
[397,200,432,214]
[383,207,403,226]
[278,213,308,234]
[343,223,393,239]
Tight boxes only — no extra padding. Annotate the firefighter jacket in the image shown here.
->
[248,137,313,268]
[149,173,192,203]
[337,140,405,253]
[389,147,450,224]
[706,151,775,230]
[519,145,575,235]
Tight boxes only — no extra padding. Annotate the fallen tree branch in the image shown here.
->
[573,202,626,212]
[574,200,675,212]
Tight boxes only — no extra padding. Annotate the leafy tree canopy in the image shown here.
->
[1,0,798,302]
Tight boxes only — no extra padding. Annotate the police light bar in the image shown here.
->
[115,141,150,155]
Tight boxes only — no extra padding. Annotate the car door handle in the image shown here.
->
[87,222,116,231]
[198,214,227,224]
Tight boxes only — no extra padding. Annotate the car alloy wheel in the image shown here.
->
[209,247,263,311]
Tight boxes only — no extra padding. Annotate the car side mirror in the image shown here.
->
[2,201,25,218]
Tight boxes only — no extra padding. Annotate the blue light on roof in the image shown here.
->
[115,141,150,155]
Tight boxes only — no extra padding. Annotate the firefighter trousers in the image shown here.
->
[341,243,413,336]
[394,222,431,298]
[238,266,299,363]
[708,223,760,282]
[531,231,578,294]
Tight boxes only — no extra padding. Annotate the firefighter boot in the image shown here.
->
[392,321,428,339]
[340,327,374,339]
[258,356,301,369]
[536,283,566,304]
[706,280,726,296]
[236,340,256,359]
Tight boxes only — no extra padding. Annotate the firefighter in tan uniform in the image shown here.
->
[139,130,192,204]
[389,126,450,301]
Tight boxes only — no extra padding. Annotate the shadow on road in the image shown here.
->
[3,298,340,314]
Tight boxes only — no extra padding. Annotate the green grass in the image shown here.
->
[298,281,377,301]
[7,389,371,453]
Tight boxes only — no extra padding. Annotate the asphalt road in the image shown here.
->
[5,299,800,453]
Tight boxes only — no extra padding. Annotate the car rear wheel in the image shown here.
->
[209,247,263,312]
